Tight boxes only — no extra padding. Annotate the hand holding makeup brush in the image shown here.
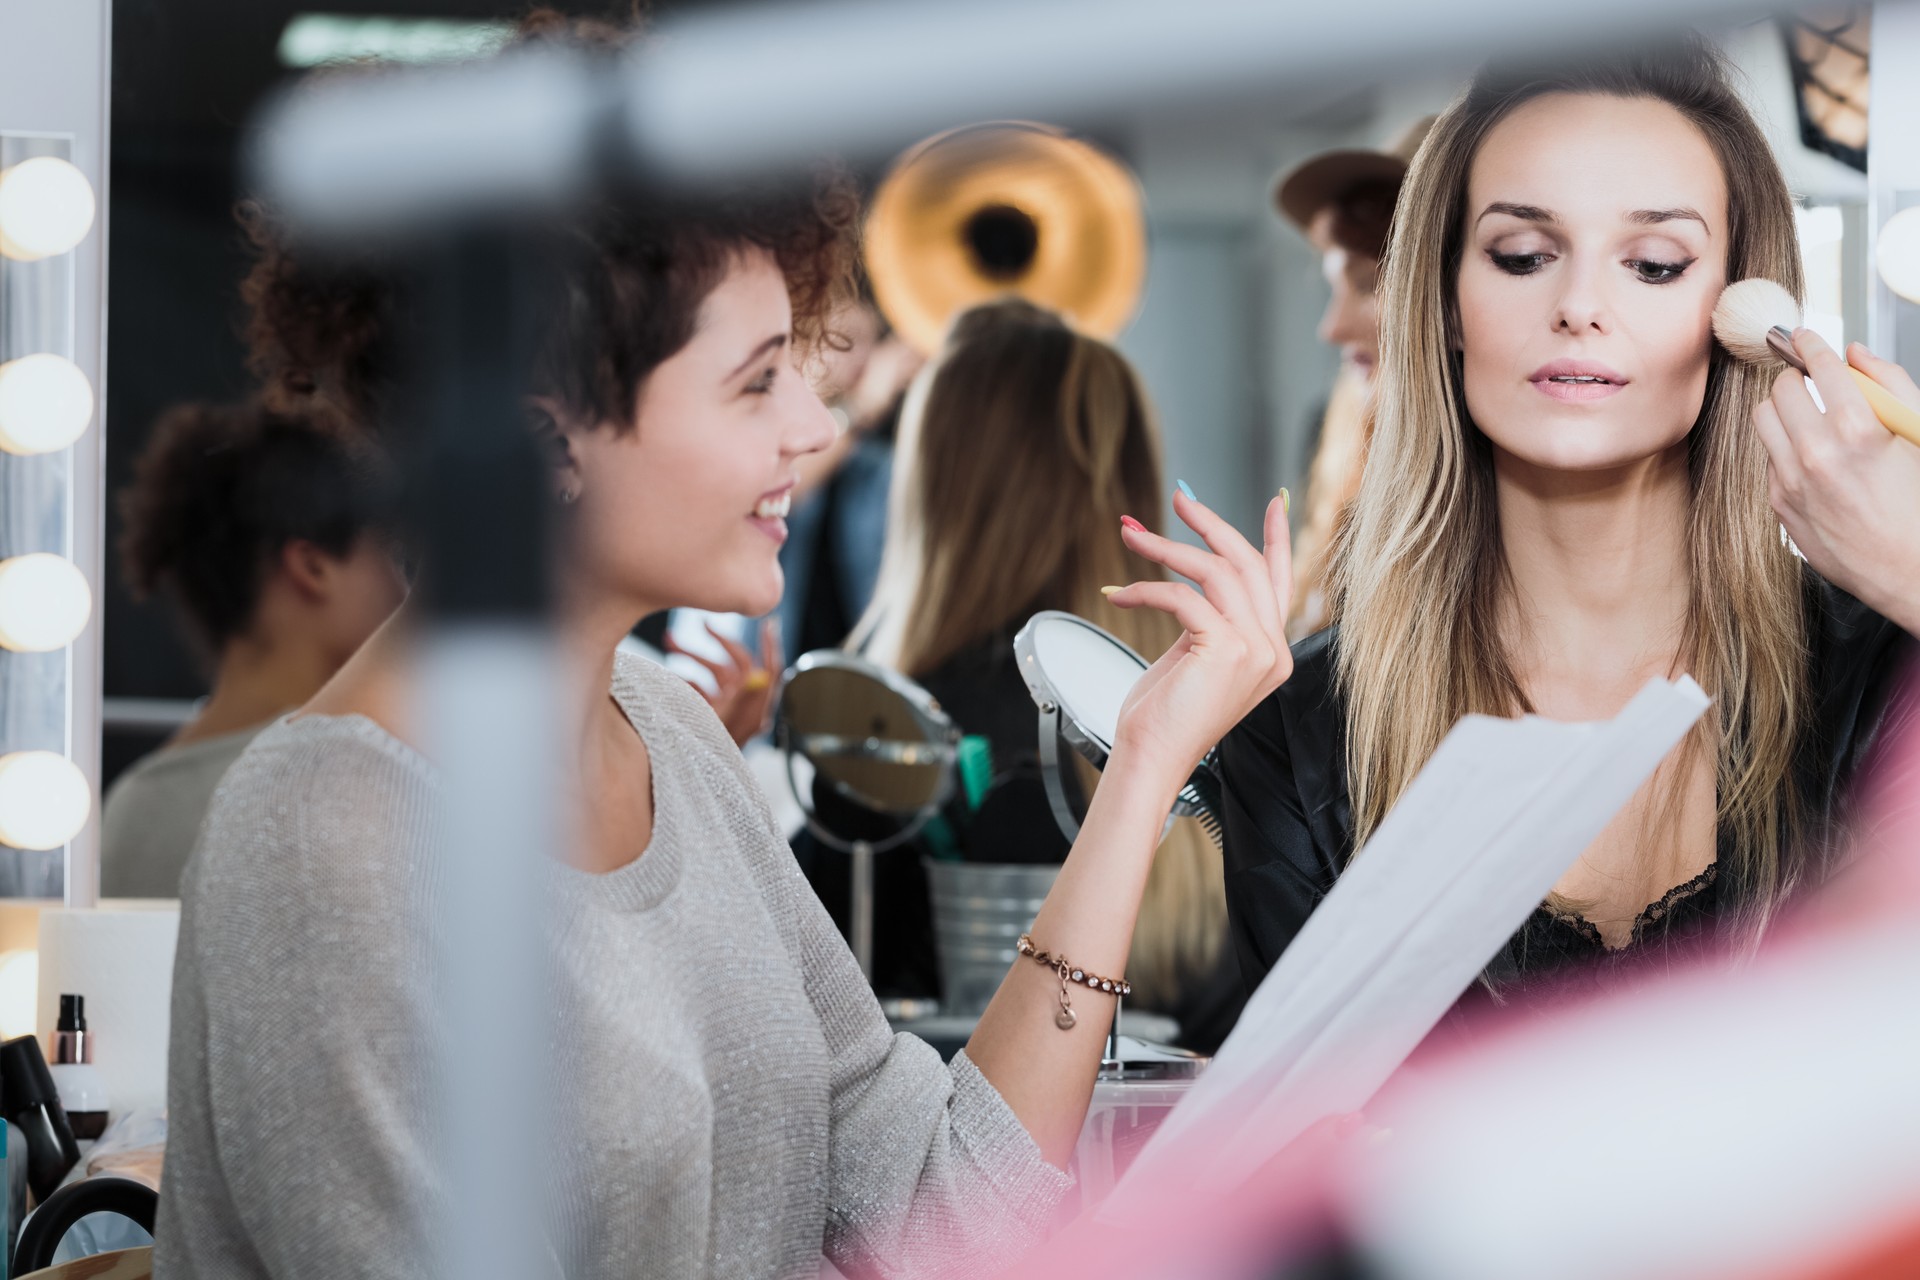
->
[1752,330,1920,634]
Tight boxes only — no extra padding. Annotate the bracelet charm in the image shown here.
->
[1016,933,1130,1032]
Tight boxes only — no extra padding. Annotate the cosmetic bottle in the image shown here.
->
[0,1035,80,1203]
[47,994,109,1140]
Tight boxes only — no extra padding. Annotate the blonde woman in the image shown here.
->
[850,298,1242,1049]
[1218,38,1918,1000]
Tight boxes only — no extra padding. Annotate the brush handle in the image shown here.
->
[1849,366,1920,448]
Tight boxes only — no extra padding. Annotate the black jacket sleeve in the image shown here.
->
[1216,628,1353,997]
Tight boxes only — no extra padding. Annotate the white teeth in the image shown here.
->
[753,493,791,520]
[1550,375,1607,384]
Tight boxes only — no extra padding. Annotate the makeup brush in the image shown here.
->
[1712,278,1920,447]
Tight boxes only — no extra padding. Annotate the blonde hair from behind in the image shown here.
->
[1329,36,1808,940]
[852,298,1224,1006]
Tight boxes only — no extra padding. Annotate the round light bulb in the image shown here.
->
[1875,207,1920,306]
[0,554,91,651]
[0,157,96,261]
[0,752,90,851]
[0,354,94,455]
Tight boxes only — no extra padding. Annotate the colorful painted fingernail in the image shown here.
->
[1280,486,1290,515]
[1100,585,1124,597]
[1120,515,1146,534]
[1176,479,1196,502]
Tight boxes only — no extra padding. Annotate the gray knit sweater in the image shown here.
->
[155,653,1070,1279]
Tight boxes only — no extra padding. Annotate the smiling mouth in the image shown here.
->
[752,492,792,520]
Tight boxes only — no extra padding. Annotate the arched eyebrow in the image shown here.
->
[1474,202,1710,234]
[1476,202,1556,227]
[1627,206,1710,233]
[726,333,788,381]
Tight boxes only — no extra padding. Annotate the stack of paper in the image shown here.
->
[1099,676,1710,1220]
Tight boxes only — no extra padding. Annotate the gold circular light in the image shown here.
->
[0,157,96,262]
[0,554,92,652]
[865,122,1147,355]
[0,752,90,851]
[0,354,94,455]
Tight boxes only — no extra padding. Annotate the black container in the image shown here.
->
[0,1035,81,1202]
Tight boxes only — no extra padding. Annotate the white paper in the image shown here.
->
[1099,676,1710,1219]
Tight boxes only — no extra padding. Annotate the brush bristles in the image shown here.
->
[1712,278,1801,366]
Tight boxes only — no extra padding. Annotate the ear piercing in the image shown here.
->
[559,486,580,505]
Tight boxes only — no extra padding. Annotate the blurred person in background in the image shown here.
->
[780,291,923,656]
[102,398,405,897]
[1271,117,1432,638]
[843,298,1244,1051]
[1218,37,1918,1009]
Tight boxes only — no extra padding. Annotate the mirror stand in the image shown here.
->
[849,839,874,979]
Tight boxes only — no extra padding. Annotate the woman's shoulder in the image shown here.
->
[1797,567,1917,799]
[610,648,738,754]
[182,714,440,954]
[1802,568,1915,663]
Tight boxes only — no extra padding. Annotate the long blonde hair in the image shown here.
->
[1330,38,1808,936]
[853,298,1225,1004]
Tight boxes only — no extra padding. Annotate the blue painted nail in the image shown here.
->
[1176,479,1196,502]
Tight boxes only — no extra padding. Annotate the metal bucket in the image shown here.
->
[923,859,1060,1016]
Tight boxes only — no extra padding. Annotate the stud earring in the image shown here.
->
[559,486,580,505]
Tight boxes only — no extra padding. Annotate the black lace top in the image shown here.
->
[1217,572,1915,1004]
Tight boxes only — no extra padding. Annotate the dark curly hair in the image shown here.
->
[118,399,397,655]
[238,7,860,435]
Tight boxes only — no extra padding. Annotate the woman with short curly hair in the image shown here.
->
[157,27,1299,1280]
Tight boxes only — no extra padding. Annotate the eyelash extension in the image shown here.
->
[1628,257,1696,285]
[1489,250,1550,276]
[1488,250,1698,285]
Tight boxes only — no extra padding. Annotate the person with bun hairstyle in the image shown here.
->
[102,399,405,897]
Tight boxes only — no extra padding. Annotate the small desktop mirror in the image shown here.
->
[775,650,959,980]
[1014,611,1217,1077]
[1012,611,1223,844]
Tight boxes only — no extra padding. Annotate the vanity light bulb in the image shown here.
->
[0,554,92,652]
[0,355,94,455]
[0,752,90,851]
[1875,207,1920,306]
[0,157,96,261]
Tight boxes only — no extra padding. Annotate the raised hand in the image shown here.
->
[1102,485,1295,781]
[1752,331,1920,634]
[667,620,783,748]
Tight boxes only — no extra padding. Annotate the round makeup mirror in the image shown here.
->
[1013,611,1223,844]
[1014,611,1219,1078]
[775,650,959,980]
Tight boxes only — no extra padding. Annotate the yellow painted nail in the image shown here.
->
[1100,585,1123,597]
[1280,486,1290,515]
[744,671,772,692]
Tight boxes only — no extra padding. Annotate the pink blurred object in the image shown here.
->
[1345,667,1920,1280]
[999,667,1920,1280]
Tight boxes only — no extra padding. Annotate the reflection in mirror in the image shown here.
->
[1014,611,1223,844]
[775,650,959,980]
